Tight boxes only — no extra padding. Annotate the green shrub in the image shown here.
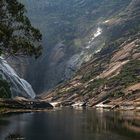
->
[110,91,125,98]
[107,60,140,88]
[0,76,11,98]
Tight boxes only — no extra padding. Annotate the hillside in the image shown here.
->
[39,0,140,110]
[19,0,132,94]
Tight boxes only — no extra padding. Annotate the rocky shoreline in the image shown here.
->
[0,108,54,115]
[0,97,140,115]
[48,100,140,111]
[0,97,53,114]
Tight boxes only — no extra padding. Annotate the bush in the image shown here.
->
[107,60,140,88]
[0,76,11,98]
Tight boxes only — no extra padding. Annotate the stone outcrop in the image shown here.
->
[0,98,53,110]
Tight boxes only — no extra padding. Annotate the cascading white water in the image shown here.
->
[91,27,102,40]
[65,26,103,79]
[0,57,36,99]
[86,27,102,49]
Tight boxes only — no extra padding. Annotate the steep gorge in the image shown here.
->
[19,0,131,94]
[39,0,140,110]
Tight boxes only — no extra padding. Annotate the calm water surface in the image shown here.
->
[0,108,140,140]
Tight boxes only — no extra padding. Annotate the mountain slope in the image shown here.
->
[39,0,140,110]
[19,0,131,94]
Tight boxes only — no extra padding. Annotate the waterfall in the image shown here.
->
[91,27,102,40]
[86,27,102,49]
[0,57,36,99]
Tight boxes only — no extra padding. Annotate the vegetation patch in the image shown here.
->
[0,76,11,99]
[107,60,140,88]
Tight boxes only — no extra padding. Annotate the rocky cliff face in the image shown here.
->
[39,0,140,110]
[19,0,131,94]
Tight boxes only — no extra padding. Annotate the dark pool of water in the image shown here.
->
[0,108,140,140]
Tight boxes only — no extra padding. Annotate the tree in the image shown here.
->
[0,0,42,58]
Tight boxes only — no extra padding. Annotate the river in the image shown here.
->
[0,108,140,140]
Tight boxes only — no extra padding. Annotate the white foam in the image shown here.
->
[0,57,35,98]
[86,27,102,49]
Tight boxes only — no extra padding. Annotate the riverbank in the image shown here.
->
[45,99,140,112]
[0,108,54,115]
[1,98,140,115]
[0,97,53,115]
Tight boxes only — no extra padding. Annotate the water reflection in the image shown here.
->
[0,109,140,140]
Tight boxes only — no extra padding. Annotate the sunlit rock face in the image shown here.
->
[0,58,35,99]
[38,0,140,109]
[18,0,131,94]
